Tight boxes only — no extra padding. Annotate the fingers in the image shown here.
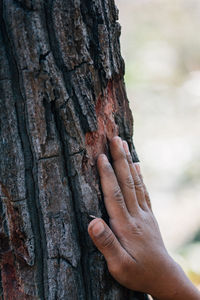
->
[97,136,151,218]
[88,218,129,268]
[97,154,130,221]
[123,141,151,211]
[134,164,152,211]
[109,137,140,214]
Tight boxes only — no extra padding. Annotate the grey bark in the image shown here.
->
[0,0,147,299]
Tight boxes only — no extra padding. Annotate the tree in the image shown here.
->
[0,0,147,299]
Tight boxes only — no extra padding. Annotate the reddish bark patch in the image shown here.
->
[1,251,31,300]
[0,183,30,263]
[85,80,119,161]
[0,184,33,299]
[0,183,29,261]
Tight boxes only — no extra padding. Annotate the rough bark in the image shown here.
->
[0,0,147,299]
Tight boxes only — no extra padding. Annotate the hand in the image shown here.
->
[88,136,200,300]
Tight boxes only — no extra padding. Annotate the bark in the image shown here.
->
[0,0,147,299]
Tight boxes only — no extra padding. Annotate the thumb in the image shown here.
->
[88,218,125,266]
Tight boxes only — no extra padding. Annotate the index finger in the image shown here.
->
[97,154,130,221]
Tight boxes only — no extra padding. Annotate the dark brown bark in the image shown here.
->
[0,0,147,299]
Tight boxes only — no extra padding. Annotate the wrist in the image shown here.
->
[151,258,200,300]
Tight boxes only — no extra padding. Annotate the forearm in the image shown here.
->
[153,287,200,300]
[151,260,200,300]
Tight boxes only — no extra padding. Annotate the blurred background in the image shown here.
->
[115,0,200,287]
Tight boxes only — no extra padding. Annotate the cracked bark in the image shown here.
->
[0,0,147,299]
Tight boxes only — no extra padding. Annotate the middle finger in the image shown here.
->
[110,136,140,215]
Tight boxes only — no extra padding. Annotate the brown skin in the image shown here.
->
[88,136,200,300]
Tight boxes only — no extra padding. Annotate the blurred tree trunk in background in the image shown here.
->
[0,0,147,299]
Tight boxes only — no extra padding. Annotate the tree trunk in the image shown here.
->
[0,0,147,299]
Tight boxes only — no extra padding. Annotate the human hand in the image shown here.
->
[88,136,200,300]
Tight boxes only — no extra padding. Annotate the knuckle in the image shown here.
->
[138,173,144,182]
[112,186,124,203]
[101,231,115,249]
[134,175,142,188]
[127,221,142,236]
[124,176,135,190]
[126,154,133,164]
[135,184,144,193]
[113,151,126,163]
[111,136,121,144]
[102,163,113,174]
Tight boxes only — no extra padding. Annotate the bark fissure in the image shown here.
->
[100,0,115,76]
[66,172,92,299]
[50,101,87,299]
[43,2,97,135]
[64,167,91,299]
[69,150,85,157]
[0,4,45,298]
[47,255,75,268]
[79,1,103,77]
[0,77,10,81]
[13,0,35,12]
[9,198,27,203]
[39,51,50,64]
[68,61,88,73]
[38,155,60,161]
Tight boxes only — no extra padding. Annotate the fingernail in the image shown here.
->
[98,153,108,163]
[123,141,130,154]
[92,221,105,237]
[100,153,108,160]
[118,137,123,146]
[89,214,97,219]
[112,136,122,146]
